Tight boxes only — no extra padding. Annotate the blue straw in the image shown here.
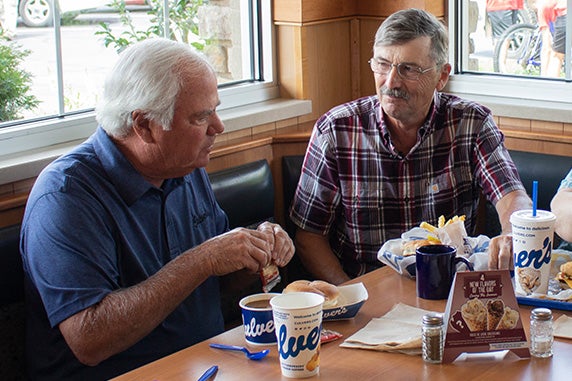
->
[532,180,538,217]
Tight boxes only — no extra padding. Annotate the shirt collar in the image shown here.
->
[377,92,440,154]
[91,127,159,205]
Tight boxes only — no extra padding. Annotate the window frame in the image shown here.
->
[0,0,279,164]
[446,0,572,123]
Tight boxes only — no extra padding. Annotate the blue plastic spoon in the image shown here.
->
[209,343,270,360]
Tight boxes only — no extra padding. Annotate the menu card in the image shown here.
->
[442,270,530,363]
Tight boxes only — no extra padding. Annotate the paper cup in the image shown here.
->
[270,292,324,378]
[240,293,280,345]
[511,209,556,295]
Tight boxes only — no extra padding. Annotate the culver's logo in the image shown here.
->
[514,236,552,269]
[323,306,348,319]
[244,317,274,338]
[277,324,320,360]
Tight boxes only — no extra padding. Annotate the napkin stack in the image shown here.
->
[340,303,437,355]
[554,314,572,339]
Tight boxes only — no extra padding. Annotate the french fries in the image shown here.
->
[420,215,466,232]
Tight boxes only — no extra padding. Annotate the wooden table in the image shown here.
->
[112,267,572,380]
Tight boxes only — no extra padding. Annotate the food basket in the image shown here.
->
[377,227,491,278]
[323,282,368,321]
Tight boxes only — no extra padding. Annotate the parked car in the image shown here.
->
[18,0,147,28]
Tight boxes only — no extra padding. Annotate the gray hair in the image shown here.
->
[374,8,448,66]
[96,38,214,137]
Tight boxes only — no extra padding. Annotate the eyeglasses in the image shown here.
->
[368,58,435,80]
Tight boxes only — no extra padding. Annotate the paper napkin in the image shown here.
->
[340,303,437,355]
[554,314,572,339]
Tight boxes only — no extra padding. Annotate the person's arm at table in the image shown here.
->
[59,223,293,366]
[294,228,351,285]
[488,189,533,270]
[551,188,572,242]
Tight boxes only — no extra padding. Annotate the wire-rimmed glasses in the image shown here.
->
[368,58,435,80]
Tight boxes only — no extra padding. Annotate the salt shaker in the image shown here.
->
[422,312,444,363]
[530,307,553,358]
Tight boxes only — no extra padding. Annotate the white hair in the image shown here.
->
[96,38,214,137]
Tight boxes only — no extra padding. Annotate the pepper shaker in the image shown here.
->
[422,312,444,363]
[530,307,553,358]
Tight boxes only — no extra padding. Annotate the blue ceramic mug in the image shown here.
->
[415,245,474,300]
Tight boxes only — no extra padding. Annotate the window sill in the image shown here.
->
[0,98,312,186]
[445,74,572,123]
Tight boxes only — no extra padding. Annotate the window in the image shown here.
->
[0,0,277,159]
[446,0,572,122]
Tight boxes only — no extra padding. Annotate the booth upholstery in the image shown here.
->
[208,160,282,327]
[0,224,25,380]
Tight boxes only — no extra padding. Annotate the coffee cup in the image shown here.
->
[416,244,474,300]
[270,292,324,378]
[239,293,280,345]
[510,209,556,295]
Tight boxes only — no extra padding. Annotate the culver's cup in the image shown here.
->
[239,293,280,345]
[270,292,324,378]
[511,209,556,295]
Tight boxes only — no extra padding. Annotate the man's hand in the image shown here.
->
[201,227,275,275]
[257,221,295,267]
[487,234,513,270]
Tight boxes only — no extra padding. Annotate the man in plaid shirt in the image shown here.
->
[289,9,532,284]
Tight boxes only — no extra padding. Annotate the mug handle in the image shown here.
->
[454,256,474,272]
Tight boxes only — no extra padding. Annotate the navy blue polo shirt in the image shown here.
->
[21,127,228,380]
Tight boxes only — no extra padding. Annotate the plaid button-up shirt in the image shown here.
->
[290,92,524,278]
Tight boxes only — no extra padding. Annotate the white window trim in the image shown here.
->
[447,0,572,124]
[445,75,572,123]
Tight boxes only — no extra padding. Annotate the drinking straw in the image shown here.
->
[532,180,538,217]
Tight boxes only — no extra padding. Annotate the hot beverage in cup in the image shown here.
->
[239,293,280,345]
[416,244,474,300]
[270,292,324,378]
[511,209,556,295]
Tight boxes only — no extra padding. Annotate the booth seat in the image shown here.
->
[0,224,25,380]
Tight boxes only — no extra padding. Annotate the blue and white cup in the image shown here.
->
[239,293,280,345]
[511,209,556,295]
[270,292,324,378]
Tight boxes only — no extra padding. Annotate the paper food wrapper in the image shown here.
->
[554,314,572,339]
[340,303,437,355]
[377,227,491,278]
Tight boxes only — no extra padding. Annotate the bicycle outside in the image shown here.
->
[493,22,542,75]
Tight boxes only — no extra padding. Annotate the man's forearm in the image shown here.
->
[59,247,211,366]
[294,229,350,285]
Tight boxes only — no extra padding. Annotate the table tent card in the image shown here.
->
[443,270,530,363]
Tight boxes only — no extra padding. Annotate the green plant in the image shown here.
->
[96,0,207,53]
[0,40,39,122]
